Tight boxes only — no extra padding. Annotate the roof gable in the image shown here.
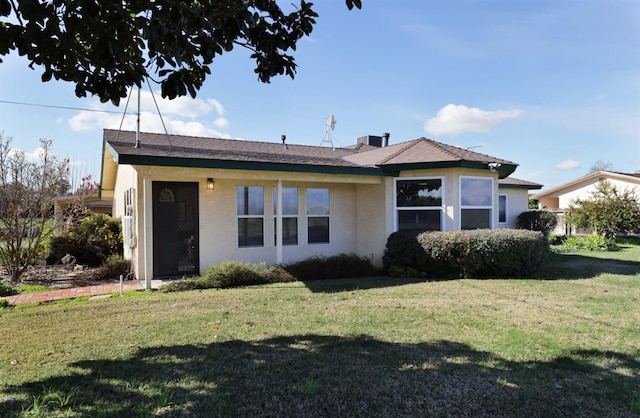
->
[533,171,640,199]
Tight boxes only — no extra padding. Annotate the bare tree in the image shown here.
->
[0,133,69,283]
[588,160,614,174]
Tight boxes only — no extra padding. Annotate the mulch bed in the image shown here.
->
[1,265,110,289]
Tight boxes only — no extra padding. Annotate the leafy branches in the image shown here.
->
[0,0,362,105]
[567,180,640,239]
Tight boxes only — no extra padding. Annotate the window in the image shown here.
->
[498,195,507,223]
[273,187,298,245]
[123,188,135,248]
[237,186,264,247]
[307,188,330,243]
[460,177,493,229]
[395,178,443,231]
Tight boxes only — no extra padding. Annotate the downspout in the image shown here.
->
[143,173,152,290]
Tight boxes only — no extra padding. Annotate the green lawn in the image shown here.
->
[0,244,639,417]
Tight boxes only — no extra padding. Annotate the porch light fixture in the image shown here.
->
[206,178,215,190]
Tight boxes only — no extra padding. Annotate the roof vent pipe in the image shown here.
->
[382,132,390,147]
[281,134,288,149]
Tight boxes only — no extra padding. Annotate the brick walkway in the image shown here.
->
[3,281,145,305]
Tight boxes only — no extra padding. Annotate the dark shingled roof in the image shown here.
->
[498,177,543,189]
[104,130,518,177]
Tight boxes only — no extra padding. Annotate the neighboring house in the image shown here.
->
[532,171,640,235]
[52,193,113,233]
[100,129,542,288]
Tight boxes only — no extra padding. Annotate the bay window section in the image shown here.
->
[460,177,493,230]
[237,186,264,247]
[307,188,330,243]
[395,178,443,231]
[273,187,298,245]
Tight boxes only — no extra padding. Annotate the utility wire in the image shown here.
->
[0,99,135,115]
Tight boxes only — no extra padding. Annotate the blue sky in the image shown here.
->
[1,0,638,191]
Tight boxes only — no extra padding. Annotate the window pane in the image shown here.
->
[274,217,298,245]
[273,187,298,215]
[498,195,507,223]
[397,210,441,231]
[238,218,264,247]
[237,187,264,215]
[461,178,492,207]
[461,209,491,230]
[308,217,329,243]
[396,179,442,207]
[307,188,330,215]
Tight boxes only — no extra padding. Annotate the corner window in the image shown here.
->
[237,186,264,247]
[307,188,330,243]
[273,187,298,245]
[395,178,443,231]
[460,177,493,230]
[498,194,507,223]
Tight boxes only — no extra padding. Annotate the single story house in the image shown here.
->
[532,170,640,234]
[99,129,542,288]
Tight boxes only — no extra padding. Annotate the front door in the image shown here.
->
[152,182,199,278]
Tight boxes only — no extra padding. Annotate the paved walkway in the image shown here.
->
[3,281,146,305]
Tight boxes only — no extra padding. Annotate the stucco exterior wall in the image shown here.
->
[355,178,393,267]
[496,188,530,229]
[126,165,382,280]
[556,178,639,209]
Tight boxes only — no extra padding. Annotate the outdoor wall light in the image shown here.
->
[206,178,215,190]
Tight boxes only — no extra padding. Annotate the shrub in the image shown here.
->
[548,234,567,246]
[161,261,296,292]
[0,280,16,297]
[415,229,548,279]
[47,214,123,266]
[516,210,557,236]
[95,255,132,280]
[563,235,619,252]
[283,253,377,281]
[382,229,429,274]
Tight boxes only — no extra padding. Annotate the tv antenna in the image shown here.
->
[320,114,337,149]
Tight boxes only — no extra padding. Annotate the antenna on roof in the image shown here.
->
[320,114,337,150]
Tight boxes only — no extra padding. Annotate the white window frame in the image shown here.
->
[273,187,298,246]
[498,194,508,224]
[459,176,494,230]
[306,187,330,244]
[236,186,265,248]
[123,187,135,249]
[394,176,445,232]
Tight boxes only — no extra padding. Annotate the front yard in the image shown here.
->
[0,243,639,417]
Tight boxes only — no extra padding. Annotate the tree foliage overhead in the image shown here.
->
[0,0,361,105]
[567,180,640,239]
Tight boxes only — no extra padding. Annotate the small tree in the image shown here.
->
[567,180,640,239]
[0,133,69,283]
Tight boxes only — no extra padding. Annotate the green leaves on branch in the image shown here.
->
[567,180,640,239]
[0,0,362,105]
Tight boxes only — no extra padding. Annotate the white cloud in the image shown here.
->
[68,90,230,138]
[554,159,580,170]
[424,104,523,135]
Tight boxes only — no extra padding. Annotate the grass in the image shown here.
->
[0,244,638,416]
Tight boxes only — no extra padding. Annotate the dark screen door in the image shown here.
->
[153,182,199,278]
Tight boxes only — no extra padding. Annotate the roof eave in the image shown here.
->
[116,154,384,176]
[380,161,518,178]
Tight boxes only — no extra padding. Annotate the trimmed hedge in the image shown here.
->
[384,229,548,279]
[283,253,377,282]
[516,210,557,236]
[382,229,429,275]
[161,253,377,292]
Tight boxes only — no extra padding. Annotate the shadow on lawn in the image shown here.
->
[536,251,640,280]
[2,335,638,417]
